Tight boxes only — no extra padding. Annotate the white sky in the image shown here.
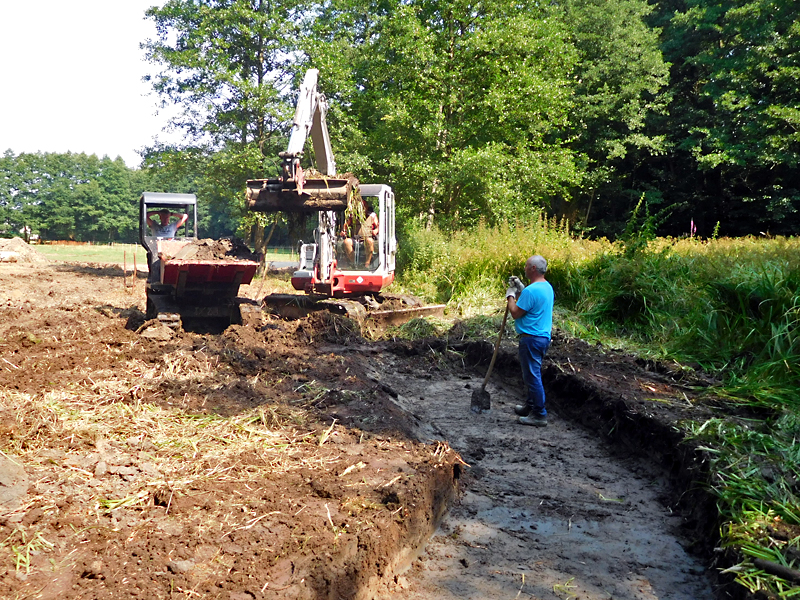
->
[0,1,179,168]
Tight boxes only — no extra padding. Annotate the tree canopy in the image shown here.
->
[0,151,143,242]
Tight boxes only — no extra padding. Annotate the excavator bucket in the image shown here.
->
[246,175,358,213]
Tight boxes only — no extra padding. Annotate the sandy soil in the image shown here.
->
[0,256,727,600]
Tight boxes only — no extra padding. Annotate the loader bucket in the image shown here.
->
[246,176,357,213]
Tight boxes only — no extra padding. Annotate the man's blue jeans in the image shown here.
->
[519,335,550,418]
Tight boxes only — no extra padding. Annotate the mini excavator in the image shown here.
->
[246,69,444,325]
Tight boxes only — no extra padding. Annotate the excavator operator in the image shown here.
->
[340,202,378,268]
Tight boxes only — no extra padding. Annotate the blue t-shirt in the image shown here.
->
[514,281,554,339]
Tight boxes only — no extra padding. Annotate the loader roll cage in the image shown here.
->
[139,192,199,285]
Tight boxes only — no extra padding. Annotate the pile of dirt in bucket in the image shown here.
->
[0,238,48,264]
[167,237,258,261]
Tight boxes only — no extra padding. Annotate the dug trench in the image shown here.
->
[0,263,749,599]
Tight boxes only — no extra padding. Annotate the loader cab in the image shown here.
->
[139,192,198,283]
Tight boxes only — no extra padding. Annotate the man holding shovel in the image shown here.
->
[506,255,554,427]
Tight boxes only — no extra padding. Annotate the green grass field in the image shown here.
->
[35,244,141,263]
[35,244,296,263]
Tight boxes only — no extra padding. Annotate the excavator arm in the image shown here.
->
[280,69,336,181]
[247,69,357,213]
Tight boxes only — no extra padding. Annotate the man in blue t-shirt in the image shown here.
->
[506,255,554,427]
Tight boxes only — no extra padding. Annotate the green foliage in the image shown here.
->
[142,0,302,154]
[648,0,800,235]
[0,151,144,242]
[560,236,800,409]
[307,0,583,228]
[686,413,800,597]
[398,222,800,409]
[395,213,594,316]
[556,0,670,229]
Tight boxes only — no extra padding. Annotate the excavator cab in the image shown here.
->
[292,185,396,296]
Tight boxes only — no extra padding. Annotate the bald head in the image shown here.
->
[526,255,547,274]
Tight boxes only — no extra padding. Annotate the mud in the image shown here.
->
[0,261,740,599]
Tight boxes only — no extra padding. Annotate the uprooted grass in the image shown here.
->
[0,339,335,528]
[1,387,319,492]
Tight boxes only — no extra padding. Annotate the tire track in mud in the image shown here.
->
[372,355,715,600]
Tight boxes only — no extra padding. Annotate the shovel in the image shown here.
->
[471,303,510,413]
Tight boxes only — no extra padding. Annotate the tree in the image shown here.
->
[307,0,581,229]
[143,0,303,157]
[556,0,670,235]
[0,151,141,242]
[142,0,316,252]
[648,0,800,236]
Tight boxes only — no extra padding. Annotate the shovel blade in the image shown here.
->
[470,388,491,413]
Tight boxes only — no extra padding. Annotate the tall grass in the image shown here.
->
[398,223,800,407]
[396,213,603,317]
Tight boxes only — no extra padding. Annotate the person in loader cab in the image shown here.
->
[506,255,554,427]
[147,209,188,239]
[341,202,379,268]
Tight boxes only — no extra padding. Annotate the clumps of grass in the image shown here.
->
[383,317,449,341]
[447,313,516,343]
[686,412,800,597]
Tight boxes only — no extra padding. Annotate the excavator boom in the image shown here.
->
[246,69,353,213]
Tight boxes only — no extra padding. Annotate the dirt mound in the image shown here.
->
[168,237,258,261]
[0,238,48,264]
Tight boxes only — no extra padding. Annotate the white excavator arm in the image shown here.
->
[280,69,337,179]
[246,69,355,213]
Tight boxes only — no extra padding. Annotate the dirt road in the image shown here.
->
[0,258,720,599]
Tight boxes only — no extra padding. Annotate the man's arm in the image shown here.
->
[507,295,526,319]
[175,213,189,228]
[370,214,379,237]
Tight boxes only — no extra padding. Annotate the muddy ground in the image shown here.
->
[0,259,742,599]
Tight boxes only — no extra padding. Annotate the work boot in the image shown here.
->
[514,404,532,416]
[518,415,548,427]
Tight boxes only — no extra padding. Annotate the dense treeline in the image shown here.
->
[2,0,797,241]
[0,150,244,242]
[0,151,143,243]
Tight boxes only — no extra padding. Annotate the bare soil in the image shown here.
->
[0,259,737,599]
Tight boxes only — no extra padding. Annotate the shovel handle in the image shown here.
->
[481,303,510,391]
